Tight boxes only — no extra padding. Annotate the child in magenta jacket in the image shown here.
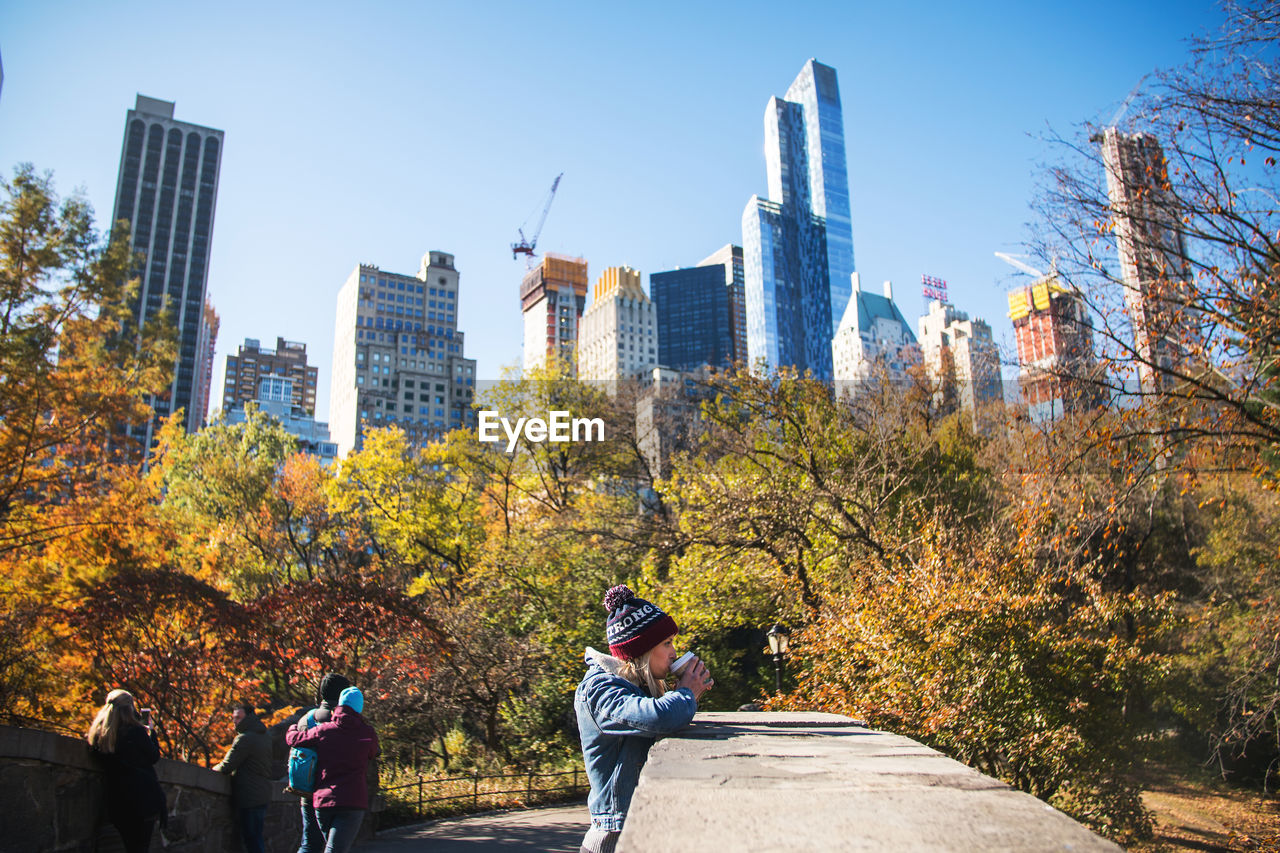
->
[286,686,379,853]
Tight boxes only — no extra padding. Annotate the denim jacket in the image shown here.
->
[574,647,698,831]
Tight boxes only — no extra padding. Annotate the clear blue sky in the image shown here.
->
[0,0,1221,421]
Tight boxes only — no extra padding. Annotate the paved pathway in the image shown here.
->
[358,804,589,852]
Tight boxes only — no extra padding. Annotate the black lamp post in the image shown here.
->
[767,623,790,693]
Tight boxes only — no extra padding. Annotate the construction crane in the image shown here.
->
[1090,76,1151,144]
[511,173,563,260]
[994,251,1046,278]
[1107,74,1148,129]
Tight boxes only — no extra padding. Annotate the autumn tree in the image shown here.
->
[0,164,173,554]
[240,576,444,712]
[1031,0,1280,784]
[154,409,330,595]
[657,371,1178,839]
[772,505,1167,844]
[0,440,255,761]
[0,163,175,731]
[62,566,251,764]
[662,369,993,616]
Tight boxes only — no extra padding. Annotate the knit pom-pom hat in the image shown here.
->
[604,584,678,660]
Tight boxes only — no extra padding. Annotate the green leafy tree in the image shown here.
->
[329,426,488,598]
[154,408,307,596]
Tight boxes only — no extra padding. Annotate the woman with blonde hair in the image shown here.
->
[574,585,712,853]
[86,689,166,853]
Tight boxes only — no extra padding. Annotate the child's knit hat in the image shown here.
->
[604,585,678,660]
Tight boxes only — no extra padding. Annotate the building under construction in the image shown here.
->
[521,253,589,375]
[1008,276,1103,422]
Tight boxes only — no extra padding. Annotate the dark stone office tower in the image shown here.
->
[112,95,224,448]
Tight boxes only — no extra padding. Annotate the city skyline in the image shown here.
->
[0,1,1217,419]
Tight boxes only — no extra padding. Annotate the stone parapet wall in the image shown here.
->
[0,725,303,853]
[619,711,1123,853]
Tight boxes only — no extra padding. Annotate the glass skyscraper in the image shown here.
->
[111,95,224,447]
[742,59,854,380]
[651,244,746,372]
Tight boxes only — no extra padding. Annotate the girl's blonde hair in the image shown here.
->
[86,688,139,754]
[618,643,671,698]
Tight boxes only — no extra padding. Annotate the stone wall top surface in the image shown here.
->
[619,712,1121,853]
[1,724,231,794]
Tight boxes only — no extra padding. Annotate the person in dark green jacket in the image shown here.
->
[213,702,273,853]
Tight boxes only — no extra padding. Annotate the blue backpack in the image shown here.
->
[285,745,319,796]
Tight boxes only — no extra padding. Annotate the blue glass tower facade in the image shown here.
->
[651,244,745,371]
[742,60,854,379]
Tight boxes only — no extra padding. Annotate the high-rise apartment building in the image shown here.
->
[831,274,918,387]
[111,95,224,446]
[578,266,658,383]
[918,299,1004,420]
[221,337,319,415]
[651,244,746,372]
[742,59,855,379]
[1098,127,1193,393]
[220,338,336,466]
[330,251,477,458]
[1009,276,1102,422]
[521,254,589,375]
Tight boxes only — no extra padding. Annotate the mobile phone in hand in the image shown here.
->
[140,708,152,726]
